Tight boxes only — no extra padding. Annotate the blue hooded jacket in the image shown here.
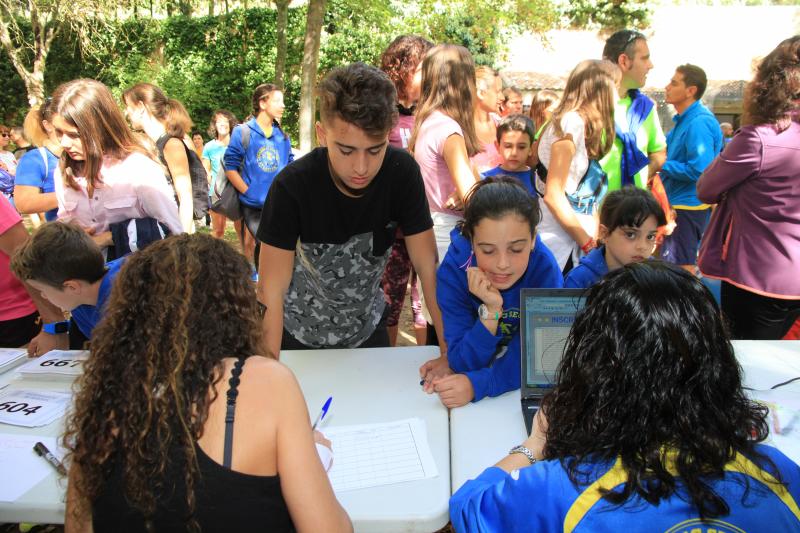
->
[564,246,609,289]
[437,227,563,402]
[661,100,723,208]
[223,118,293,209]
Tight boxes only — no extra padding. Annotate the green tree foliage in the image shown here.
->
[562,0,652,32]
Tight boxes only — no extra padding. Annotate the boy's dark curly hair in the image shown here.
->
[317,62,398,137]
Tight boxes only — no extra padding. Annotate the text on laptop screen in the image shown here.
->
[524,295,586,388]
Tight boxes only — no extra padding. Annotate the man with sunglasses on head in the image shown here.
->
[601,30,667,192]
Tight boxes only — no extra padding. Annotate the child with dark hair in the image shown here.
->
[482,114,536,197]
[11,221,126,340]
[565,186,666,288]
[419,177,562,408]
[452,261,800,530]
[257,62,445,355]
[223,83,293,265]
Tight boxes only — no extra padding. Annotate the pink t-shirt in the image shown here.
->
[389,114,416,150]
[55,152,183,237]
[470,141,502,174]
[413,111,464,214]
[0,195,36,322]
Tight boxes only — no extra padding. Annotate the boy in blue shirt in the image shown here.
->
[11,221,126,341]
[481,114,537,197]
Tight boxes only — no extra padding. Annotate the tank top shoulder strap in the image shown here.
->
[223,356,247,469]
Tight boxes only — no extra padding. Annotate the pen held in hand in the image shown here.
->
[311,396,332,430]
[33,441,67,476]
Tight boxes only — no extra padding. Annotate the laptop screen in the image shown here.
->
[521,289,587,392]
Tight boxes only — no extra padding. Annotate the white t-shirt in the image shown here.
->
[536,111,598,270]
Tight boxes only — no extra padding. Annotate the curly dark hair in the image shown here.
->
[540,261,777,519]
[317,62,398,137]
[63,233,263,531]
[380,35,433,102]
[743,35,800,130]
[207,109,238,140]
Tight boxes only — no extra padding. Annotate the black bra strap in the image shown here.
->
[223,356,246,469]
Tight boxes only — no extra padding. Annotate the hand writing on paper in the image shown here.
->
[432,374,474,408]
[466,267,503,310]
[419,354,453,393]
[314,430,333,472]
[27,331,68,357]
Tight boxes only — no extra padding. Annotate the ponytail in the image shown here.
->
[165,98,193,138]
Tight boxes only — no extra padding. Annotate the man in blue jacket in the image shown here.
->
[661,64,723,273]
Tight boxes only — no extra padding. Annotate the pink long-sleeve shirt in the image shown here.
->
[55,152,183,238]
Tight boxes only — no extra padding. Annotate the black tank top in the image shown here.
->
[92,357,295,532]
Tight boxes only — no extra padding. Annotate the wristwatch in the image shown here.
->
[42,321,69,335]
[478,304,502,321]
[509,445,537,465]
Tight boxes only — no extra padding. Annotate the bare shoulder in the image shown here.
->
[241,356,300,393]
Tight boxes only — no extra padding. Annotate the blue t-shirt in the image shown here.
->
[481,165,536,198]
[202,139,227,195]
[71,257,126,339]
[451,444,800,532]
[14,147,58,221]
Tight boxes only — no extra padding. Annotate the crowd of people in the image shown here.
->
[0,27,798,532]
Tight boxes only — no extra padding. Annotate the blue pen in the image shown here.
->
[311,396,332,430]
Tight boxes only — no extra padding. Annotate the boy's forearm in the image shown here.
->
[262,303,284,358]
[407,232,447,355]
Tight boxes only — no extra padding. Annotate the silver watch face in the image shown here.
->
[478,304,489,320]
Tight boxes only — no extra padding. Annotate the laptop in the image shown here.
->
[519,288,587,434]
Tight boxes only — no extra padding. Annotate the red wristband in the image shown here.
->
[580,238,596,254]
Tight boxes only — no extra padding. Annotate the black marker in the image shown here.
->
[33,441,66,476]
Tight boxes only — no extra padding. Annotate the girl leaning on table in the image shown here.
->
[63,233,351,533]
[450,262,800,531]
[419,177,562,408]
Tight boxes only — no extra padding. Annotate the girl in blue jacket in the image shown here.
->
[565,186,666,289]
[420,176,562,407]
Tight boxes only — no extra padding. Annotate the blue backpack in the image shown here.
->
[535,159,608,216]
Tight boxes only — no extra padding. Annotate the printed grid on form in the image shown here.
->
[325,418,437,492]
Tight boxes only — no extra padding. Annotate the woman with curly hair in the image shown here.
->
[451,261,800,530]
[697,35,800,340]
[64,234,351,532]
[379,35,433,346]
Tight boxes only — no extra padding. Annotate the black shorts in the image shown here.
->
[0,311,39,347]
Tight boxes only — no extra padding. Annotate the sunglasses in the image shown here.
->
[0,133,9,137]
[619,31,645,54]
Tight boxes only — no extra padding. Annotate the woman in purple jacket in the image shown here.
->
[697,36,800,339]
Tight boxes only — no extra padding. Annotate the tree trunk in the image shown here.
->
[298,0,326,153]
[0,14,50,107]
[208,0,213,16]
[273,0,289,87]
